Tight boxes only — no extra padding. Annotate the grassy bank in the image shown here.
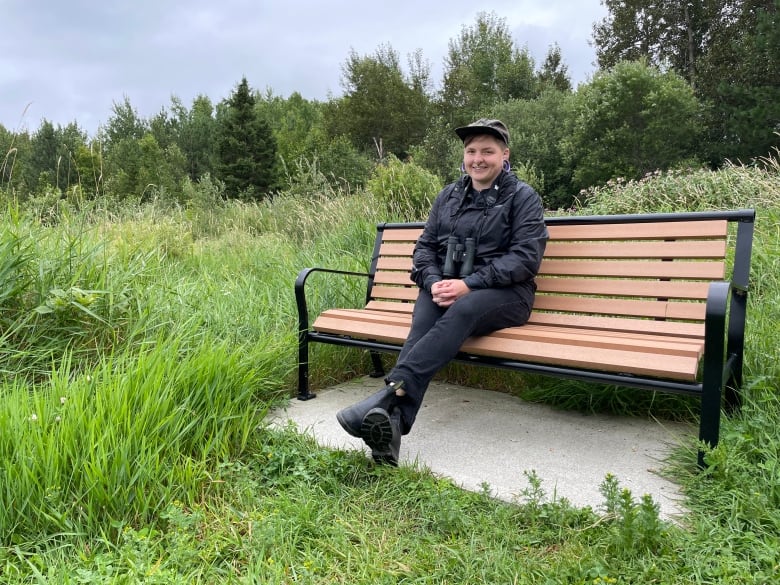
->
[1,159,779,583]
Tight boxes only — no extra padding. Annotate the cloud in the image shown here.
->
[0,0,607,136]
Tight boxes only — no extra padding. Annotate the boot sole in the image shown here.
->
[360,409,398,466]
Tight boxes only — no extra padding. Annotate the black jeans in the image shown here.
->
[388,285,533,433]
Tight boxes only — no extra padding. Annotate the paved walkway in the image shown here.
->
[271,376,692,520]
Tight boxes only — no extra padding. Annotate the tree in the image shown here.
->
[326,44,431,159]
[592,0,779,162]
[440,12,537,126]
[103,96,147,146]
[26,120,59,191]
[537,44,573,93]
[494,90,576,208]
[171,94,218,181]
[592,0,721,88]
[215,77,279,199]
[697,0,780,162]
[256,91,325,168]
[564,60,703,190]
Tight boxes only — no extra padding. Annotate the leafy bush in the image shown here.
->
[366,154,441,221]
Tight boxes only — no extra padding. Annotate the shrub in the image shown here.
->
[367,155,441,221]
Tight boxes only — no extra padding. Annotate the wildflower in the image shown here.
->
[55,416,61,422]
[30,413,38,422]
[60,396,67,405]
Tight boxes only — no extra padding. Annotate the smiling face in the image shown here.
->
[462,134,509,190]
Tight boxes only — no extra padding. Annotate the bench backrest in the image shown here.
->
[365,211,755,341]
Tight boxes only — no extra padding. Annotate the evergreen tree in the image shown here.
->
[216,77,278,199]
[537,44,573,93]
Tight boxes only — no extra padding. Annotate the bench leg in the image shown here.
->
[297,334,316,401]
[369,351,385,378]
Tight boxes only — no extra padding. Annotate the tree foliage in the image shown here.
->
[2,9,776,210]
[215,77,279,200]
[592,0,780,162]
[564,60,703,190]
[326,44,431,159]
[440,11,537,126]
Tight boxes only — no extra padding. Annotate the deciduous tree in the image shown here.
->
[440,12,536,127]
[326,44,431,159]
[564,60,703,190]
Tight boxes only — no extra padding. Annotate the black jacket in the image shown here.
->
[410,171,548,297]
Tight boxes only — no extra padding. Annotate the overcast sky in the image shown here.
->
[1,1,607,136]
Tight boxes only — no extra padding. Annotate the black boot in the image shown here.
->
[361,407,402,466]
[336,381,403,437]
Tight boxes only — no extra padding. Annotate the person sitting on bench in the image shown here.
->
[337,118,549,465]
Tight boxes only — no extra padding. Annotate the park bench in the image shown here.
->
[295,209,756,466]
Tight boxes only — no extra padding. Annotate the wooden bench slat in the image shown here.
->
[487,326,703,358]
[533,295,706,320]
[527,312,705,338]
[376,257,414,271]
[313,315,409,344]
[364,300,416,313]
[544,240,727,259]
[317,309,703,358]
[373,271,416,286]
[539,259,725,279]
[461,336,699,380]
[320,308,705,346]
[378,243,417,256]
[535,277,710,299]
[546,219,728,240]
[380,228,424,241]
[371,285,419,302]
[312,311,699,380]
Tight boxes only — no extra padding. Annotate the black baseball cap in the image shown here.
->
[454,118,510,146]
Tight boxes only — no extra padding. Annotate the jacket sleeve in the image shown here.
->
[410,189,447,291]
[462,184,548,289]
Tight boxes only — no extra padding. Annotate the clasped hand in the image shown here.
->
[431,279,470,307]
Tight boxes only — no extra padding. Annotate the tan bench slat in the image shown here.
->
[365,300,415,314]
[313,311,698,380]
[381,228,424,241]
[527,312,705,338]
[535,277,710,300]
[461,336,699,380]
[322,309,702,350]
[371,285,419,302]
[376,257,414,271]
[546,220,728,241]
[487,326,703,358]
[544,240,726,259]
[313,315,409,344]
[321,308,412,325]
[378,243,416,256]
[539,259,725,279]
[533,295,706,320]
[374,271,416,286]
[521,323,704,346]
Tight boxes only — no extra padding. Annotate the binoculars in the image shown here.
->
[443,236,476,278]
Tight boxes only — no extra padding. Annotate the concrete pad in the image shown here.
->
[270,376,691,520]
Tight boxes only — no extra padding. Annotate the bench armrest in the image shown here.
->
[295,267,371,335]
[703,280,730,361]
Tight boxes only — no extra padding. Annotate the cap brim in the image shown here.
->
[454,125,507,144]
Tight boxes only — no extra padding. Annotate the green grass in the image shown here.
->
[1,159,779,583]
